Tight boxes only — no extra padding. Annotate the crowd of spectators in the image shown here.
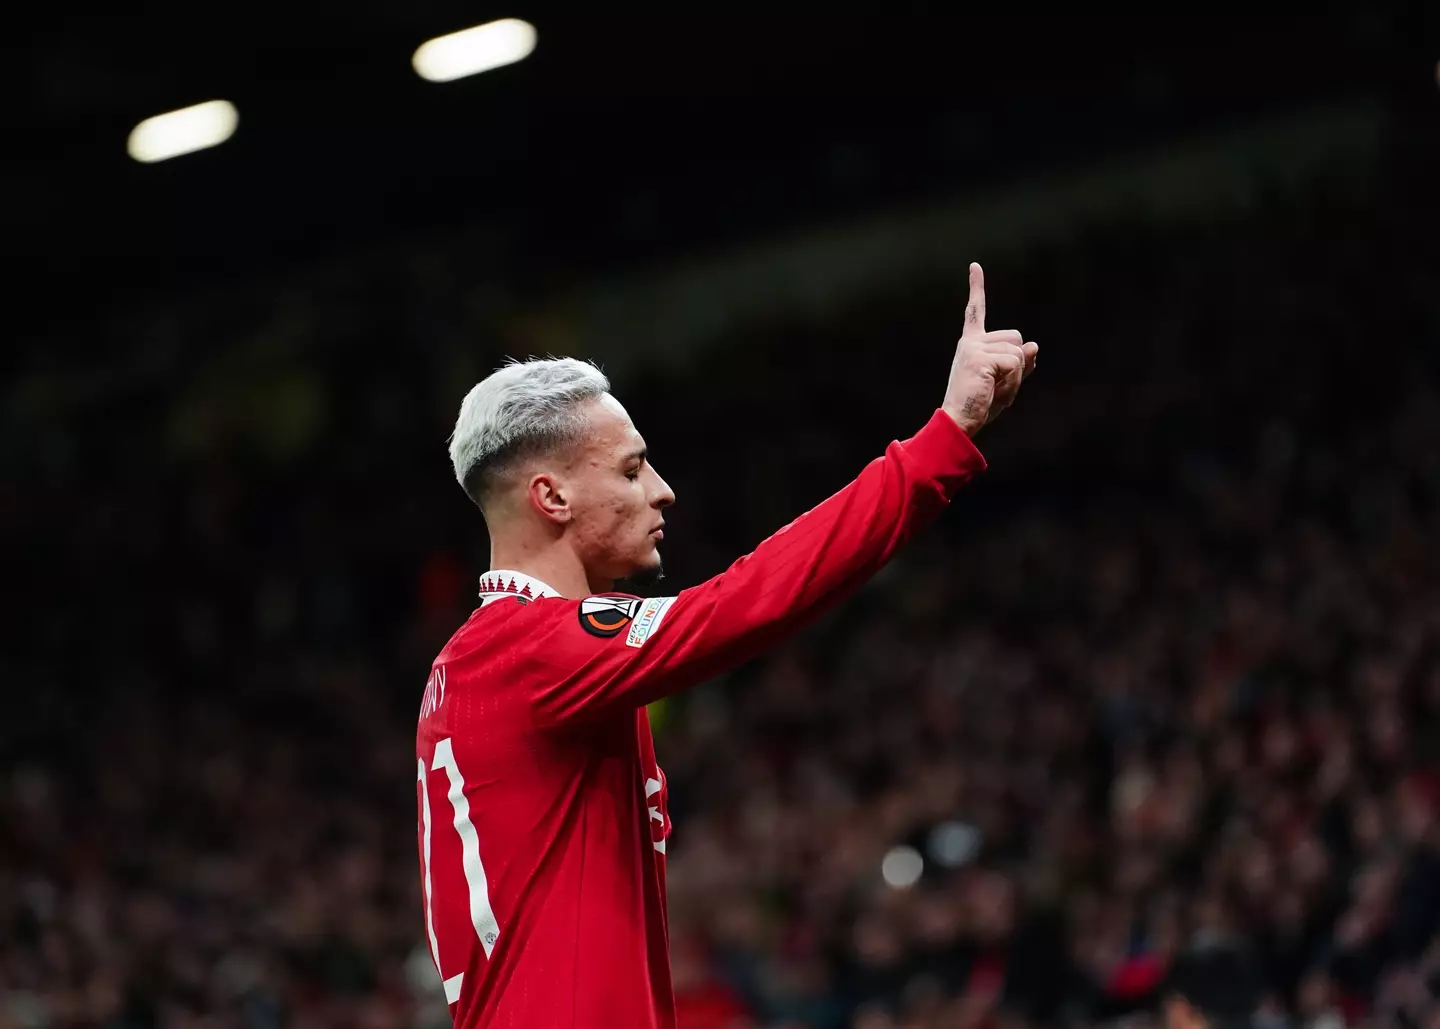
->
[4,153,1439,1029]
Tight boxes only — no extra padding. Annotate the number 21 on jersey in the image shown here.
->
[417,738,499,1004]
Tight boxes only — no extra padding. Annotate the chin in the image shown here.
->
[620,556,666,592]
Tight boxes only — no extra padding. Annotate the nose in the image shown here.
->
[652,470,676,509]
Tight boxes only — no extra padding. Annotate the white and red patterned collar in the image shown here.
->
[477,569,562,604]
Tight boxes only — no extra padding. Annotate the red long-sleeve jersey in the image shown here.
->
[415,409,986,1028]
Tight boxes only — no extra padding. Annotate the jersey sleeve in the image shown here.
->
[519,410,987,724]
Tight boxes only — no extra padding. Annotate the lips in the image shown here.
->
[650,524,665,540]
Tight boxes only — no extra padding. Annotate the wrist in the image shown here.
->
[942,405,984,439]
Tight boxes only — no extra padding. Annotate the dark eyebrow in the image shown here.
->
[623,448,647,465]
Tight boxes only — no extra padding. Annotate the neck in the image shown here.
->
[488,543,609,599]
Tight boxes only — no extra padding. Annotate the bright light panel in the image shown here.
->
[412,18,536,83]
[127,100,239,164]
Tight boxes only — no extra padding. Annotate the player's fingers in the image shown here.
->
[982,329,1022,346]
[964,263,986,336]
[980,341,1025,366]
[992,352,1023,386]
[994,353,1024,407]
[1021,341,1039,379]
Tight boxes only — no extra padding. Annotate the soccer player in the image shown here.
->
[416,263,1037,1027]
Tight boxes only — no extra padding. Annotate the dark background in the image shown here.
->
[12,6,1434,313]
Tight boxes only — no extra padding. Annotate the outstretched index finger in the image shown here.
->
[964,262,986,337]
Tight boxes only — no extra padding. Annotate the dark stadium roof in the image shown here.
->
[10,4,1435,318]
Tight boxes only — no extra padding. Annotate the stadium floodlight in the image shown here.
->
[412,18,537,83]
[127,100,239,163]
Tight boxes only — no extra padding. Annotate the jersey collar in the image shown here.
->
[478,569,561,603]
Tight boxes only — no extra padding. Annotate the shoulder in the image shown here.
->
[440,595,549,657]
[575,593,646,638]
[443,592,635,646]
[445,590,672,661]
[489,591,648,642]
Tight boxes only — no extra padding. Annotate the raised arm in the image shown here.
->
[520,264,1039,723]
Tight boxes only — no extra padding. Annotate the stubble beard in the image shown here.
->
[619,558,666,594]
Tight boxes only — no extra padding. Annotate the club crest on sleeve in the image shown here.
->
[578,595,645,638]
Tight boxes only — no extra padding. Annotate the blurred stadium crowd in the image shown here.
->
[4,152,1440,1029]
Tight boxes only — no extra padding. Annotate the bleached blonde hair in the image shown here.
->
[449,357,611,506]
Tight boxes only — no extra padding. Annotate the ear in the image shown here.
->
[528,473,571,524]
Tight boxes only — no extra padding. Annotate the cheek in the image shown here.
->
[580,488,639,541]
[616,496,643,528]
[610,490,648,535]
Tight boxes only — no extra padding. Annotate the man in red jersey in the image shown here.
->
[417,263,1037,1027]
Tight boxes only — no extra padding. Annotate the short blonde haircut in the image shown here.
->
[448,357,611,506]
